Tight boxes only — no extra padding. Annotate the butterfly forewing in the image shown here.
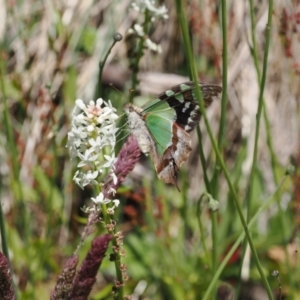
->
[142,99,176,122]
[142,82,222,133]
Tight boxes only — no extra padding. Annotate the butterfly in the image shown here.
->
[124,81,222,191]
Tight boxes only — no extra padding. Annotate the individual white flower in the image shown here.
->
[103,154,116,168]
[110,172,118,185]
[107,198,120,214]
[77,148,99,166]
[87,124,95,132]
[91,192,111,205]
[133,24,145,37]
[88,135,102,148]
[145,38,162,53]
[74,99,87,111]
[127,28,134,35]
[98,124,118,137]
[112,199,120,207]
[73,170,99,189]
[107,187,117,196]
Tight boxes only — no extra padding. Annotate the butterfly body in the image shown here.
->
[124,104,155,155]
[124,82,222,190]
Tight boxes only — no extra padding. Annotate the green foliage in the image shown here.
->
[78,27,97,55]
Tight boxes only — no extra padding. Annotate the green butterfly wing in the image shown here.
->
[140,98,175,156]
[144,111,174,157]
[142,98,175,120]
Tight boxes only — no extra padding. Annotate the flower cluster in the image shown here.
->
[67,98,119,205]
[128,0,169,53]
[131,0,168,21]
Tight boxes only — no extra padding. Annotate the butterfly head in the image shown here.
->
[124,103,144,115]
[123,103,133,114]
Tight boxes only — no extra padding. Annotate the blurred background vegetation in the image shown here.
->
[0,0,300,299]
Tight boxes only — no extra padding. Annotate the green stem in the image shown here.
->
[196,195,212,269]
[174,0,274,298]
[96,33,123,99]
[211,0,228,191]
[196,126,215,260]
[262,52,295,300]
[235,0,274,298]
[196,127,211,192]
[100,204,124,300]
[235,1,263,296]
[129,10,151,103]
[248,0,261,80]
[176,3,219,292]
[203,175,288,300]
[217,0,228,149]
[246,0,273,220]
[210,0,228,287]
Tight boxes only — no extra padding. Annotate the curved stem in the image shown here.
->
[174,0,274,298]
[96,33,123,99]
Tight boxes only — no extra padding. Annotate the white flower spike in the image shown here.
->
[67,98,119,190]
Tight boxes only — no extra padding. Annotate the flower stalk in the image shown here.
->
[67,94,141,299]
[127,0,169,102]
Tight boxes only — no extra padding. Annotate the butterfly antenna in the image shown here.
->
[109,82,123,94]
[116,122,128,137]
[116,129,130,144]
[107,83,127,113]
[117,112,125,119]
[109,82,136,103]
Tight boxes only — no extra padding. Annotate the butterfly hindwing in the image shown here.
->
[154,123,192,190]
[144,113,173,156]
